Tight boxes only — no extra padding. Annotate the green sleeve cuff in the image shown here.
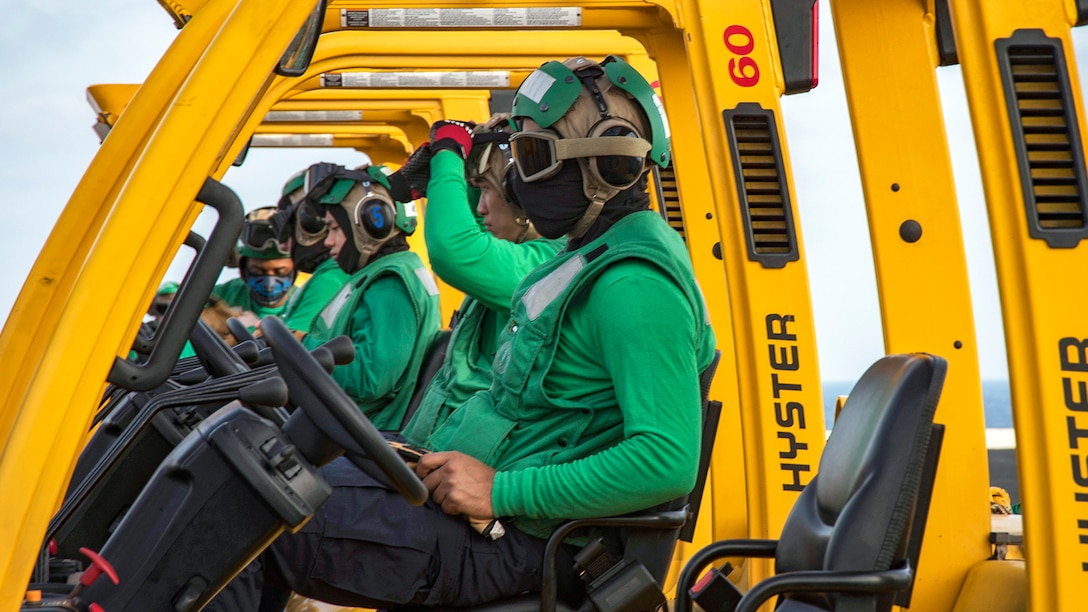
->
[491,469,523,517]
[431,148,465,179]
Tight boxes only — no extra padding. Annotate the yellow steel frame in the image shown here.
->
[829,1,992,608]
[645,1,826,585]
[945,0,1088,607]
[0,0,832,605]
[0,1,318,607]
[86,80,488,327]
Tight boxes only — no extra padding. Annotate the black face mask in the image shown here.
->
[329,206,363,274]
[510,161,589,240]
[292,241,330,274]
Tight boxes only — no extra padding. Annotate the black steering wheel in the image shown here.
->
[189,317,250,377]
[260,315,428,505]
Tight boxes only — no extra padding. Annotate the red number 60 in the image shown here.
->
[724,24,760,87]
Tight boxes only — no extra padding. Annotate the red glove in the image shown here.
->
[430,119,474,159]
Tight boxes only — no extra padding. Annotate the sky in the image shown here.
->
[2,2,1085,382]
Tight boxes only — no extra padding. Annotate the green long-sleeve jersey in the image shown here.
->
[423,151,561,313]
[302,251,441,430]
[428,211,716,537]
[282,258,349,334]
[401,151,561,444]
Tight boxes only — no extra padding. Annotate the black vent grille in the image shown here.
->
[997,30,1088,248]
[723,104,798,268]
[653,164,686,240]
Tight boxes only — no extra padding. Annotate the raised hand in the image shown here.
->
[429,119,475,160]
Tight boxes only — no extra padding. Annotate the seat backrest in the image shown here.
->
[774,353,947,610]
[399,329,452,430]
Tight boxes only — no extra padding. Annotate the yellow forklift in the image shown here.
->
[14,0,1037,609]
[75,18,762,594]
[818,1,1088,609]
[943,1,1088,609]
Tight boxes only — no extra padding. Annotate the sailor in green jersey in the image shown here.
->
[398,113,563,445]
[423,55,717,538]
[207,56,711,610]
[210,206,297,326]
[271,168,350,339]
[297,163,441,430]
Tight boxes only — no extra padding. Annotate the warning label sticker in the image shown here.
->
[323,71,511,88]
[251,134,335,147]
[340,8,582,28]
[264,110,364,123]
[341,10,369,28]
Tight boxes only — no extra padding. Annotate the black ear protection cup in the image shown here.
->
[502,164,522,210]
[357,196,396,240]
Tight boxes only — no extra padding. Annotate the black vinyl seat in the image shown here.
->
[675,352,948,612]
[398,329,452,431]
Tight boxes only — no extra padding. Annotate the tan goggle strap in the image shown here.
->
[554,136,651,161]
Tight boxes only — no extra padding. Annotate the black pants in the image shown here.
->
[206,457,581,610]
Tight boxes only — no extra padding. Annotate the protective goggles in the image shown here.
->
[510,122,651,189]
[295,162,381,238]
[240,219,287,253]
[468,132,513,183]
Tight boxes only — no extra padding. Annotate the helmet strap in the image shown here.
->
[567,193,607,240]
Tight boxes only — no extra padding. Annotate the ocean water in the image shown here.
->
[820,379,1013,429]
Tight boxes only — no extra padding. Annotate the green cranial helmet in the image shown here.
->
[322,164,419,270]
[512,55,671,168]
[510,56,670,238]
[282,169,307,203]
[239,207,292,259]
[284,166,329,248]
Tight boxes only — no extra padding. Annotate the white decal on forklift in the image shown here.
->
[264,110,363,123]
[250,134,335,147]
[336,71,510,88]
[340,9,370,28]
[365,8,581,28]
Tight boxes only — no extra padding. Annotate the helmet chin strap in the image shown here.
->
[567,171,620,239]
[353,238,387,271]
[567,193,607,239]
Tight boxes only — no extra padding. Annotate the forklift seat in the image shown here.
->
[398,329,452,430]
[675,353,947,612]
